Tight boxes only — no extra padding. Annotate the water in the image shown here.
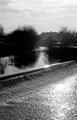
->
[1,71,77,120]
[4,51,48,74]
[33,52,47,68]
[1,51,59,75]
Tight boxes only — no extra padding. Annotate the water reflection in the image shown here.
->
[3,51,48,75]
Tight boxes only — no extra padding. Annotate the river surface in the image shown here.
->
[4,51,59,75]
[4,52,47,75]
[0,63,77,120]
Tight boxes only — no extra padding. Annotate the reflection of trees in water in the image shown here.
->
[0,51,45,75]
[0,49,59,75]
[0,49,61,75]
[0,51,47,75]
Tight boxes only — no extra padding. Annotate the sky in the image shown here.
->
[0,0,77,34]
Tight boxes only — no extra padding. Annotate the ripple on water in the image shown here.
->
[4,75,77,120]
[34,75,77,119]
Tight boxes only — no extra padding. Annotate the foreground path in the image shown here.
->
[0,62,77,119]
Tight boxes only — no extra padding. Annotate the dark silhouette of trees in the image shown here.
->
[0,25,7,57]
[0,25,5,43]
[46,27,77,63]
[46,45,77,63]
[6,26,39,68]
[0,25,4,34]
[0,25,6,74]
[59,27,77,46]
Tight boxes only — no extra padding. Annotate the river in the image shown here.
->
[4,51,48,74]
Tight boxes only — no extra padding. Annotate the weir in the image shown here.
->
[0,60,76,89]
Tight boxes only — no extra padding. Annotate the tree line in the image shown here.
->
[46,27,77,62]
[0,25,39,68]
[0,25,77,69]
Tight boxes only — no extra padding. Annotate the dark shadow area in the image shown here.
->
[0,26,39,72]
[1,25,77,74]
[44,27,77,63]
[14,51,38,68]
[46,46,77,63]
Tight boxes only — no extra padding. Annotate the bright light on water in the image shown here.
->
[35,75,77,120]
[2,72,77,119]
[34,52,47,68]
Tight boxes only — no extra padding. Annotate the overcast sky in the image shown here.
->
[0,0,77,34]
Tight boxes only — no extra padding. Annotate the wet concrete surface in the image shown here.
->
[0,63,77,119]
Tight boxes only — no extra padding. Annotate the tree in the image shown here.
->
[46,27,77,63]
[59,26,77,46]
[6,26,39,67]
[0,25,4,42]
[0,25,7,57]
[0,25,4,35]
